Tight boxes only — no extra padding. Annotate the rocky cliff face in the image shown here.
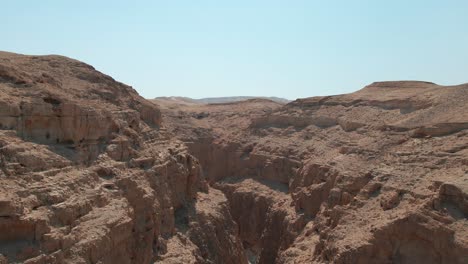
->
[1,51,467,264]
[157,82,468,263]
[0,52,244,264]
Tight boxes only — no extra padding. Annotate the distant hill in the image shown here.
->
[154,96,290,104]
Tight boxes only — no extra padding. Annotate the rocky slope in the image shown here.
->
[1,51,467,264]
[157,81,468,263]
[0,52,244,264]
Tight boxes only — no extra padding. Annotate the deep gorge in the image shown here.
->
[0,52,467,264]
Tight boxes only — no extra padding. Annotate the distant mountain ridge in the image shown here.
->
[154,96,290,104]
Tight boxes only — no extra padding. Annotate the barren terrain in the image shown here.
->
[1,52,467,263]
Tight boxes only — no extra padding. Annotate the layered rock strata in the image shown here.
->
[0,52,245,264]
[157,81,468,263]
[1,51,467,263]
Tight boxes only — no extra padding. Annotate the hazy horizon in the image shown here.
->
[2,1,468,100]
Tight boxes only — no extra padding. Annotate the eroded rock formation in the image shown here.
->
[0,52,242,264]
[1,51,467,264]
[156,81,468,263]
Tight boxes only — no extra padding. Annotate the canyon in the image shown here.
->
[0,51,467,264]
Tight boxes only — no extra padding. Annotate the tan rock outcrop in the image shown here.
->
[156,80,468,263]
[0,52,244,264]
[2,50,467,264]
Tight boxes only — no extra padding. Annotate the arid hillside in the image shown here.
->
[153,96,290,106]
[0,52,243,264]
[156,81,468,263]
[0,52,467,264]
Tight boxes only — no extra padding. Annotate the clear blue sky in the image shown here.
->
[2,1,468,100]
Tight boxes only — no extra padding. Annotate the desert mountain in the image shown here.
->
[0,52,467,264]
[157,81,468,263]
[154,96,290,105]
